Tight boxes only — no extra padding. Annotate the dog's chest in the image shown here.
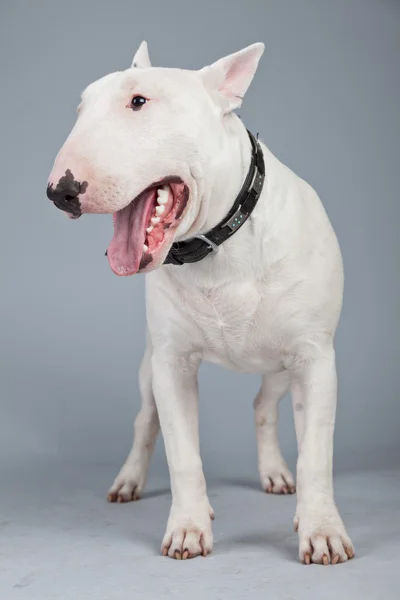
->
[184,281,282,373]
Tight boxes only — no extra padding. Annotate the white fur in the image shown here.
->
[49,41,354,563]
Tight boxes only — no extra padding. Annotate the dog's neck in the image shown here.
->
[187,115,253,238]
[166,116,269,284]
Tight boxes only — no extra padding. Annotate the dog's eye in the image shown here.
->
[130,96,147,111]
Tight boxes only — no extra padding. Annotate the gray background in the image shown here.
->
[1,1,399,599]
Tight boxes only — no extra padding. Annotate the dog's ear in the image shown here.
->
[199,43,264,113]
[131,41,152,68]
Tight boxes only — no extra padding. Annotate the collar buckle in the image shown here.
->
[193,233,219,253]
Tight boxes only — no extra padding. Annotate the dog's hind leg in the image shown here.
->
[108,332,159,503]
[254,370,295,494]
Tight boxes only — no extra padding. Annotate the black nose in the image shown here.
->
[47,169,87,218]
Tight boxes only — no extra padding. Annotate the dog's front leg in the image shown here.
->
[152,352,213,560]
[290,343,355,565]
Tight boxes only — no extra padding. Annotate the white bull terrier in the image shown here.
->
[47,41,355,565]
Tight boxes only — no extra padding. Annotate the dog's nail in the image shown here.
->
[304,553,311,565]
[322,554,329,565]
[331,554,340,565]
[182,549,189,560]
[174,550,182,560]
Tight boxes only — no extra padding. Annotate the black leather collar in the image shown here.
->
[164,129,265,266]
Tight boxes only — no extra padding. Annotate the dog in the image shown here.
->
[47,41,355,564]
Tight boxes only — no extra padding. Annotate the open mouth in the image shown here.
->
[107,178,188,276]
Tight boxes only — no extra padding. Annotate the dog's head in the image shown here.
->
[47,41,264,275]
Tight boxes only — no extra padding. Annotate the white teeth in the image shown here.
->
[151,216,160,225]
[155,205,165,216]
[146,225,153,233]
[143,244,148,253]
[157,188,169,205]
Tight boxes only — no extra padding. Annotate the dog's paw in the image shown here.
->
[107,464,146,503]
[296,503,355,565]
[161,503,213,559]
[259,460,295,494]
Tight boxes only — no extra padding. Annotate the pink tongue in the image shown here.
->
[107,189,155,276]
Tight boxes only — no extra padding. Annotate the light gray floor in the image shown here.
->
[1,462,399,599]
